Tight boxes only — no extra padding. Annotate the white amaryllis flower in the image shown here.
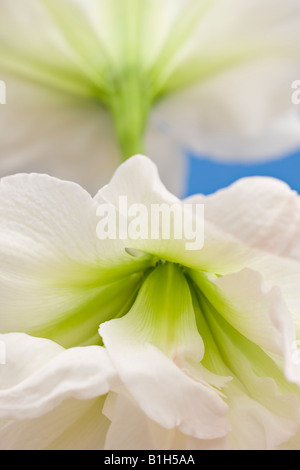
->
[0,0,300,195]
[1,155,300,449]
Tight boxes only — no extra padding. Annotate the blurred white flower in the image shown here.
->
[0,0,300,195]
[1,155,300,449]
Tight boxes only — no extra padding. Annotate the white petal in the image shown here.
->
[145,123,187,197]
[227,387,299,450]
[100,334,229,440]
[98,154,300,293]
[96,154,264,274]
[186,176,300,261]
[0,333,118,419]
[278,427,300,450]
[0,74,119,195]
[104,391,229,450]
[187,175,300,350]
[213,269,294,357]
[0,171,151,340]
[104,392,164,450]
[193,286,300,449]
[154,66,300,160]
[99,264,229,440]
[0,0,121,193]
[191,268,300,385]
[0,0,114,91]
[0,396,110,450]
[153,0,300,159]
[226,361,300,449]
[186,176,300,341]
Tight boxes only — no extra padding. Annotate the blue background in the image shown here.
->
[185,147,300,196]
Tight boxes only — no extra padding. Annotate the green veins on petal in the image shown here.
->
[36,272,144,349]
[111,262,205,361]
[30,255,300,404]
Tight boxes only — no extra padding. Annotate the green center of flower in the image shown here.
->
[30,256,296,399]
[9,243,300,424]
[118,261,204,361]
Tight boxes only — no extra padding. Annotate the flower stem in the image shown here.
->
[108,69,151,160]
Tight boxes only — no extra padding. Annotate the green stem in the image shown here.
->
[108,69,152,160]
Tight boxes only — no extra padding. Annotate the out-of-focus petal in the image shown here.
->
[0,75,120,195]
[145,123,187,197]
